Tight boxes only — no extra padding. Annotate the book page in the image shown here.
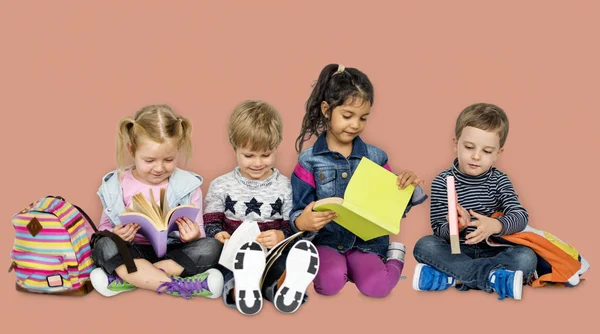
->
[131,192,164,230]
[343,157,415,235]
[266,231,304,258]
[160,188,169,222]
[218,221,262,271]
[148,189,164,228]
[314,202,389,240]
[261,232,303,287]
[314,197,344,207]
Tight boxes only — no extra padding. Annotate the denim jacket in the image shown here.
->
[290,133,428,257]
[98,167,203,229]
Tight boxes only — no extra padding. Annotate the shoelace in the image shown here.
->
[108,274,126,286]
[156,276,209,299]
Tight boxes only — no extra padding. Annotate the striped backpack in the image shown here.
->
[9,196,98,295]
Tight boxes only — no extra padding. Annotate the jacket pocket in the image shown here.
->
[314,168,336,199]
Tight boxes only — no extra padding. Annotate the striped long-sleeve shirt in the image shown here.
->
[430,159,528,243]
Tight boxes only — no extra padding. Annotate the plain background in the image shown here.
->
[1,1,597,333]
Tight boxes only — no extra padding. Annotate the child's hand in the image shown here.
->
[215,231,231,243]
[176,217,201,242]
[256,230,285,249]
[464,210,503,245]
[456,204,470,231]
[113,223,140,242]
[396,170,424,189]
[296,202,337,231]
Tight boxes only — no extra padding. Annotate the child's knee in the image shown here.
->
[413,235,445,259]
[513,247,538,273]
[183,237,223,264]
[356,276,394,298]
[91,237,119,265]
[314,266,347,296]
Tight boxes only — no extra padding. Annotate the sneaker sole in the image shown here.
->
[513,270,523,300]
[233,241,266,316]
[90,268,130,297]
[274,240,319,314]
[412,263,426,291]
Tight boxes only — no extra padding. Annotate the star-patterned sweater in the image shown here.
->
[203,167,293,238]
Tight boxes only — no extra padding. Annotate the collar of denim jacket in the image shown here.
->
[313,132,368,158]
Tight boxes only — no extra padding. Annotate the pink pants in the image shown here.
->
[313,246,404,297]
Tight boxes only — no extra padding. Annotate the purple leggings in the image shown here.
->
[313,246,404,298]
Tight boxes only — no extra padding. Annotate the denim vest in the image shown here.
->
[98,167,203,229]
[290,134,427,257]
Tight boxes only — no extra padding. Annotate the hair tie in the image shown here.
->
[332,64,345,76]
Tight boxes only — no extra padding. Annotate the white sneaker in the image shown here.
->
[274,240,319,314]
[90,268,136,297]
[233,241,266,315]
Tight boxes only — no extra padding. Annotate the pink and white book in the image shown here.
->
[447,176,461,254]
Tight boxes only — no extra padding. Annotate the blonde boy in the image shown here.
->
[204,100,318,315]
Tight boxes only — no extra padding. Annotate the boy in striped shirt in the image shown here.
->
[412,103,537,300]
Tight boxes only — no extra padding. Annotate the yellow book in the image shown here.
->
[313,157,415,241]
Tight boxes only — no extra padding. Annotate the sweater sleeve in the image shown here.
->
[203,180,225,238]
[278,180,294,238]
[290,161,318,240]
[98,211,114,232]
[494,173,529,236]
[188,187,206,238]
[429,173,451,240]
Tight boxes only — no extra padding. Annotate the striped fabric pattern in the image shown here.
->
[430,160,529,242]
[11,197,95,293]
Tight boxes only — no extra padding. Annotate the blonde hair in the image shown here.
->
[228,100,283,151]
[455,103,509,148]
[116,104,192,173]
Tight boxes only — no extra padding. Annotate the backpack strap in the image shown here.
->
[71,204,98,233]
[45,195,99,233]
[90,231,138,274]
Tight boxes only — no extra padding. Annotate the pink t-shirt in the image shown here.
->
[97,169,205,244]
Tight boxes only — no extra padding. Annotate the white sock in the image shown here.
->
[386,242,406,262]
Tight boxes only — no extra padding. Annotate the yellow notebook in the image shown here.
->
[313,157,415,240]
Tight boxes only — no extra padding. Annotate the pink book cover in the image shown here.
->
[447,176,460,254]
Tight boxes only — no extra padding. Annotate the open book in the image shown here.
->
[313,157,415,241]
[218,221,303,287]
[119,189,200,258]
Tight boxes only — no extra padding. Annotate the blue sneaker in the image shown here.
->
[489,269,523,300]
[413,263,456,291]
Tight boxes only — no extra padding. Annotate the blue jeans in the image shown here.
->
[413,235,537,293]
